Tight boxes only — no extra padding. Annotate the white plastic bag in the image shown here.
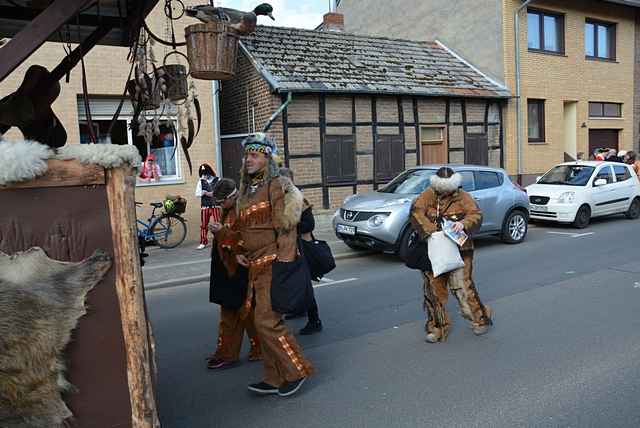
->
[427,231,465,277]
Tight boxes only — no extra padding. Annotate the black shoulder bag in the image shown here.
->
[298,233,336,281]
[267,181,314,314]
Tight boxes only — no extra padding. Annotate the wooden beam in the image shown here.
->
[0,159,105,190]
[0,0,94,83]
[51,23,114,81]
[105,166,160,428]
[0,5,125,29]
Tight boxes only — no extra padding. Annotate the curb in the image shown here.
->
[145,250,373,290]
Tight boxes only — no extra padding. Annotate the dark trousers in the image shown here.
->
[307,291,319,322]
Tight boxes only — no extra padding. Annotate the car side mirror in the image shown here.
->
[535,176,542,183]
[594,178,607,187]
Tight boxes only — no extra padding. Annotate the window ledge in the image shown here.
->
[585,56,618,64]
[136,178,186,187]
[528,141,548,145]
[528,49,567,58]
[589,116,623,120]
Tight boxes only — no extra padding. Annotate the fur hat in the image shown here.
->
[430,167,462,194]
[242,133,277,156]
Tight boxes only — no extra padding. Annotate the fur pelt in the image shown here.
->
[56,143,141,169]
[0,248,112,428]
[0,139,142,186]
[0,140,53,185]
[430,173,462,194]
[278,176,304,231]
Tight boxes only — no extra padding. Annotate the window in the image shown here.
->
[420,126,445,143]
[595,166,614,185]
[527,99,545,143]
[379,169,435,195]
[613,165,632,182]
[475,171,503,190]
[539,165,595,186]
[528,9,564,54]
[77,97,182,184]
[585,20,616,60]
[458,171,475,192]
[324,135,356,184]
[375,135,405,182]
[589,102,622,118]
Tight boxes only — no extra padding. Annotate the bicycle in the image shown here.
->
[136,201,187,249]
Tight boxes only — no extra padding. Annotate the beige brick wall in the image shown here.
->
[288,95,320,123]
[502,0,636,175]
[0,0,218,243]
[326,96,352,122]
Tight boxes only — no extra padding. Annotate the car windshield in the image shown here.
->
[379,169,436,194]
[538,165,595,186]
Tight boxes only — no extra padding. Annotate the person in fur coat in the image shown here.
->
[410,167,493,343]
[230,133,314,397]
[206,178,261,370]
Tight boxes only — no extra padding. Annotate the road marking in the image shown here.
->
[547,231,595,238]
[319,277,334,283]
[313,278,358,288]
[634,282,640,289]
[143,259,209,270]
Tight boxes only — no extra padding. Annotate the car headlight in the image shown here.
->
[368,214,389,227]
[557,192,576,204]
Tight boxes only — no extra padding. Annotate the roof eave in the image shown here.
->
[239,41,281,93]
[274,86,512,99]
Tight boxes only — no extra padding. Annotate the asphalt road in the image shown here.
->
[146,216,640,428]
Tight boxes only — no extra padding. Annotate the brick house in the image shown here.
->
[338,0,640,183]
[219,24,510,210]
[0,1,219,242]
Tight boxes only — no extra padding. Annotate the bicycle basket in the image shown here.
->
[164,195,187,214]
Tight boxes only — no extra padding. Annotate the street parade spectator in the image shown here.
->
[206,178,261,370]
[625,151,640,179]
[279,167,323,335]
[139,154,162,182]
[410,167,493,343]
[195,163,220,250]
[231,133,314,397]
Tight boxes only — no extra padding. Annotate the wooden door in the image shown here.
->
[421,142,446,165]
[465,133,489,166]
[589,129,619,156]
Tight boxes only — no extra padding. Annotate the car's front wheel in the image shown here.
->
[501,210,528,244]
[398,225,415,261]
[572,205,591,229]
[625,197,640,219]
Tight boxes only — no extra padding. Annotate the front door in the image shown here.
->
[588,129,619,157]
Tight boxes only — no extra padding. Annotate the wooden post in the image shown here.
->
[105,166,160,428]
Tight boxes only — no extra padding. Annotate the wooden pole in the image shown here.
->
[105,166,160,428]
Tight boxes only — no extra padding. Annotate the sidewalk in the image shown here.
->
[141,222,371,290]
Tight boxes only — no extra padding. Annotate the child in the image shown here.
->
[139,154,162,182]
[206,178,261,369]
[195,163,220,250]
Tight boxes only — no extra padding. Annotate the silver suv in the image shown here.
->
[332,165,530,259]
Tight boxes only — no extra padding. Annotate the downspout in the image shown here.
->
[212,81,223,177]
[514,0,534,184]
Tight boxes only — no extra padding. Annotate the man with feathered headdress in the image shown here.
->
[231,133,314,397]
[410,167,493,343]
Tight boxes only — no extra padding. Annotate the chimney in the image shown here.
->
[322,12,344,32]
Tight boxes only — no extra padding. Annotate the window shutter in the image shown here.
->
[375,135,404,181]
[341,135,356,181]
[325,135,341,183]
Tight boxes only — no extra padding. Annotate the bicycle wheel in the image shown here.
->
[151,214,187,249]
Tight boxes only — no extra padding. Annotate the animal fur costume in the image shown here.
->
[209,183,261,366]
[0,248,112,428]
[230,133,315,387]
[410,167,493,342]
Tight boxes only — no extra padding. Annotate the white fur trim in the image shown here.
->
[56,144,142,169]
[430,172,462,194]
[0,140,53,185]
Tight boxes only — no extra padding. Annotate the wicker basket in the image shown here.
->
[158,64,188,102]
[185,22,240,81]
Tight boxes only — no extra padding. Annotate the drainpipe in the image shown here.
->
[514,0,534,184]
[211,81,223,177]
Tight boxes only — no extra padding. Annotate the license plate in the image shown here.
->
[336,224,356,235]
[531,204,548,212]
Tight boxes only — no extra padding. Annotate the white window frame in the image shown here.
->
[79,113,184,186]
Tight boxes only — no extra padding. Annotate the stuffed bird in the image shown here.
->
[186,3,274,34]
